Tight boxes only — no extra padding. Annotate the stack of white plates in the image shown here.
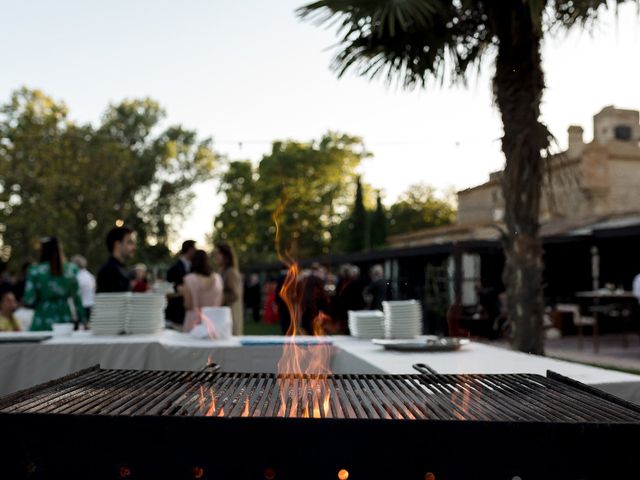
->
[382,300,423,339]
[127,294,166,334]
[348,310,384,339]
[91,293,128,335]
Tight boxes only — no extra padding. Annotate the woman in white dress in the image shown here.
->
[183,250,223,332]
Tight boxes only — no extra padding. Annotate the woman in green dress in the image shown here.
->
[23,237,85,331]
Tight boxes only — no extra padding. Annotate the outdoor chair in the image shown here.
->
[555,303,598,352]
[446,303,470,337]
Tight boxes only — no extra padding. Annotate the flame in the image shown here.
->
[205,388,216,417]
[199,385,205,412]
[241,398,250,417]
[272,196,333,418]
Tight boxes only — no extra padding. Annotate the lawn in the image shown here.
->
[243,320,282,336]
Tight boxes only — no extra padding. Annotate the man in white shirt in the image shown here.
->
[633,273,640,302]
[72,255,96,324]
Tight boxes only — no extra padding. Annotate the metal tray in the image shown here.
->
[372,337,470,352]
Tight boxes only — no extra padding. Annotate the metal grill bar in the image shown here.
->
[2,366,640,423]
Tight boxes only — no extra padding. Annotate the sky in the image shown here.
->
[1,0,639,249]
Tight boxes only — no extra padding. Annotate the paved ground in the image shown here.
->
[489,333,640,374]
[544,333,640,373]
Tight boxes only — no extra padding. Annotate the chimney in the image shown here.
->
[567,125,585,159]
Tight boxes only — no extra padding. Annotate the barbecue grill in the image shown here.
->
[1,364,638,479]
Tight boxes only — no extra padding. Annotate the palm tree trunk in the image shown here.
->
[492,6,546,354]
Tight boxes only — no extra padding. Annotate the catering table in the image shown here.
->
[1,330,640,403]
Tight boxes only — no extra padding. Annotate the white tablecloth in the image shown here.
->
[1,331,640,403]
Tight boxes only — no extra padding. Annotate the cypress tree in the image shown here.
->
[347,176,368,252]
[370,192,387,248]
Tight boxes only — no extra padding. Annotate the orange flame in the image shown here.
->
[199,385,205,412]
[241,398,250,417]
[205,388,216,417]
[272,196,333,417]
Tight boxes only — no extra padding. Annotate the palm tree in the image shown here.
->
[298,0,632,354]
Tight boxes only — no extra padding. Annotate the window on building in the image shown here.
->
[447,253,481,306]
[614,125,632,141]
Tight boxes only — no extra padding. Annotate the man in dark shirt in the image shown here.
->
[96,226,136,293]
[165,240,196,326]
[365,264,390,310]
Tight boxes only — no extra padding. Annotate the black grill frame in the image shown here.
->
[0,365,638,479]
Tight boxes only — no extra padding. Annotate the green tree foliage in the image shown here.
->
[370,191,387,248]
[213,133,367,266]
[298,0,631,354]
[213,161,258,260]
[388,184,455,236]
[0,88,216,270]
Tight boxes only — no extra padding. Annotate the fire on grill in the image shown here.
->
[1,363,638,479]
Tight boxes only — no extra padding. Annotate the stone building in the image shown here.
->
[456,106,640,226]
[387,106,640,311]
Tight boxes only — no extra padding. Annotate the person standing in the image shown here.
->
[300,263,330,335]
[182,250,224,333]
[132,264,149,292]
[96,226,136,293]
[214,243,243,336]
[0,287,21,331]
[365,264,390,310]
[12,259,32,303]
[23,237,85,331]
[165,240,196,326]
[262,277,280,325]
[71,255,95,324]
[244,273,262,323]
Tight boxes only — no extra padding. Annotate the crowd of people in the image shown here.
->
[0,222,391,336]
[0,225,244,335]
[246,262,391,335]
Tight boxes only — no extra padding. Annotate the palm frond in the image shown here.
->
[298,0,494,88]
[547,0,638,31]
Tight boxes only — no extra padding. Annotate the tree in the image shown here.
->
[370,191,387,248]
[297,0,627,354]
[345,176,368,252]
[213,132,368,266]
[213,160,260,264]
[388,184,455,236]
[0,88,216,270]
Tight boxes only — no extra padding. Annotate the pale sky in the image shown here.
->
[1,1,638,249]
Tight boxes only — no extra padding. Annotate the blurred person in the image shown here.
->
[365,264,389,310]
[12,259,33,303]
[71,255,95,324]
[332,264,365,333]
[132,263,149,292]
[633,272,640,302]
[0,287,21,331]
[97,226,136,293]
[300,263,330,335]
[183,250,223,332]
[166,240,197,326]
[214,243,243,336]
[244,273,261,323]
[262,277,279,325]
[23,237,85,331]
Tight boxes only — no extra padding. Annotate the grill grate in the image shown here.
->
[2,365,639,422]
